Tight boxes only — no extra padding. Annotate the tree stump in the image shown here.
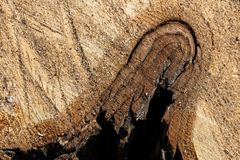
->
[0,0,239,159]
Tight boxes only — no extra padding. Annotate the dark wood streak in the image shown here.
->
[98,21,197,131]
[63,1,95,85]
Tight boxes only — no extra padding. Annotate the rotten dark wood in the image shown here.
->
[98,20,197,132]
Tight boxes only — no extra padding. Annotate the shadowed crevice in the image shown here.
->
[173,145,183,160]
[77,109,120,160]
[126,86,174,160]
[77,85,178,160]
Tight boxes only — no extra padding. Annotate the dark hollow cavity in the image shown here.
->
[127,86,174,160]
[77,84,182,160]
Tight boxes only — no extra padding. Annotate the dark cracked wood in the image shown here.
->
[0,0,239,159]
[98,21,197,132]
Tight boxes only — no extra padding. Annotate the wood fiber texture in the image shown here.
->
[98,21,196,131]
[0,0,239,159]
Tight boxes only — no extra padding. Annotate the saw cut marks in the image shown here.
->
[98,21,197,131]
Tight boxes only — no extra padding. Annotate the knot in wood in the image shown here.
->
[98,21,196,131]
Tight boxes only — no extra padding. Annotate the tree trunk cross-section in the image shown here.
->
[0,0,239,159]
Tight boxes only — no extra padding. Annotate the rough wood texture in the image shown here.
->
[0,0,239,159]
[98,21,196,131]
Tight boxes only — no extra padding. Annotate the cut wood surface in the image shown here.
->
[0,0,239,159]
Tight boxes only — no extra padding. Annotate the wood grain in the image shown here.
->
[0,0,239,159]
[98,21,196,132]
